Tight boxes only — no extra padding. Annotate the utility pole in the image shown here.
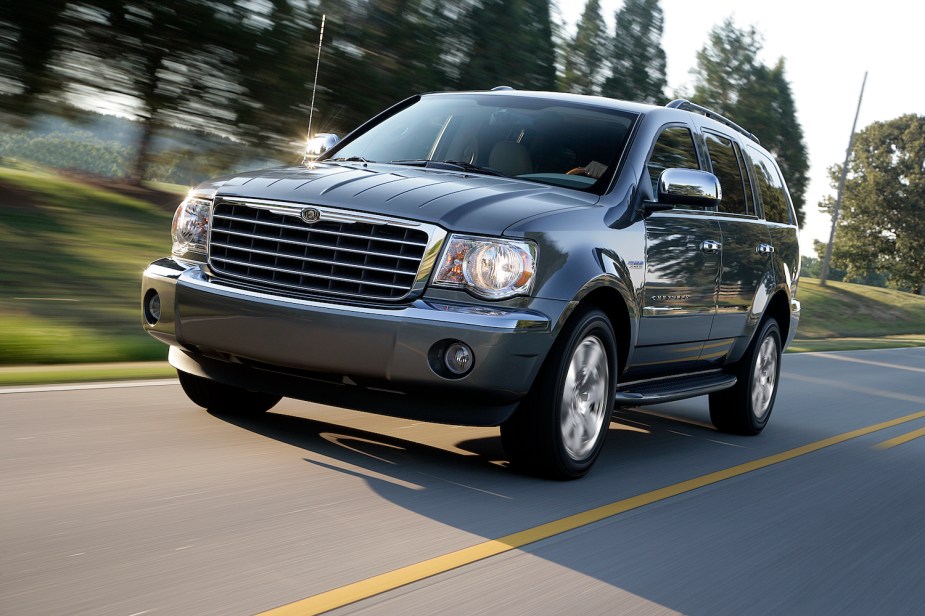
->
[820,71,867,286]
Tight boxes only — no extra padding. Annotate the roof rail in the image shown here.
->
[666,99,760,144]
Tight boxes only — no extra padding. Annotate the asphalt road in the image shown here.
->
[3,348,925,616]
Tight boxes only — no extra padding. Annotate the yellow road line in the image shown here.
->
[258,409,925,616]
[874,425,925,450]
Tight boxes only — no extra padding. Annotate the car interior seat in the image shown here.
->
[488,141,533,177]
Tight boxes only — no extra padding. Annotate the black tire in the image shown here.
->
[177,370,281,416]
[709,319,782,435]
[501,307,617,480]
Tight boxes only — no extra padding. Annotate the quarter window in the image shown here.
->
[647,126,699,196]
[746,146,793,224]
[704,132,750,216]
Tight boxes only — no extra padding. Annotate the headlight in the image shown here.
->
[433,234,537,299]
[171,197,211,261]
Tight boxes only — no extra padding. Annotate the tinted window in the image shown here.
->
[329,94,637,194]
[704,132,749,216]
[647,126,700,195]
[746,146,792,224]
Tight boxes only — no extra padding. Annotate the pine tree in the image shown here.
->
[560,0,608,95]
[691,19,809,225]
[691,18,761,113]
[458,0,556,91]
[602,0,667,103]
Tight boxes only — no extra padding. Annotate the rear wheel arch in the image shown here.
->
[762,288,792,346]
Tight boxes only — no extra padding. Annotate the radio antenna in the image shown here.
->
[305,14,326,155]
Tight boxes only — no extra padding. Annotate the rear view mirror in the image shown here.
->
[657,168,722,208]
[305,133,340,161]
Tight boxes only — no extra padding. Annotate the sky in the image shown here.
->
[556,0,925,254]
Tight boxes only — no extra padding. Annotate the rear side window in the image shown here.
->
[704,132,750,216]
[647,126,699,195]
[746,146,793,224]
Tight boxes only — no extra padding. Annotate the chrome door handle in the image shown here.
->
[757,243,776,254]
[700,240,721,254]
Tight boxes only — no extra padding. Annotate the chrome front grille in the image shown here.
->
[208,199,440,301]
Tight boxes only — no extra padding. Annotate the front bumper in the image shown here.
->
[142,258,564,425]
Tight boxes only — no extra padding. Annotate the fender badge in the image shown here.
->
[300,208,321,224]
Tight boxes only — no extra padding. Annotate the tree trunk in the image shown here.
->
[129,115,156,186]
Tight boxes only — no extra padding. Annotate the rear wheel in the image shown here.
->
[177,370,281,416]
[501,307,617,480]
[709,319,781,435]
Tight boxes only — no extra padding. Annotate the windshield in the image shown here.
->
[325,94,638,194]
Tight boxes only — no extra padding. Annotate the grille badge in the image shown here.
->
[300,208,321,224]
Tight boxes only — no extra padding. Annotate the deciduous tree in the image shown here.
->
[827,114,925,293]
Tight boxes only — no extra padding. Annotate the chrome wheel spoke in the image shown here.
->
[560,335,609,461]
[751,335,778,420]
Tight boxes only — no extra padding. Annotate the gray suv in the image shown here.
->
[142,90,800,479]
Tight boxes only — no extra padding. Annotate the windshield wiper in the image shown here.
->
[389,159,508,177]
[327,156,374,163]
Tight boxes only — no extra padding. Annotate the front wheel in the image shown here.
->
[501,307,617,480]
[177,370,282,416]
[709,319,782,435]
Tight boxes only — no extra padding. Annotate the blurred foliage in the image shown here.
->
[821,114,925,294]
[458,0,556,91]
[559,0,607,95]
[691,18,809,227]
[602,0,666,103]
[1,0,808,204]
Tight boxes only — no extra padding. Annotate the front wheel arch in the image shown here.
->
[501,306,618,479]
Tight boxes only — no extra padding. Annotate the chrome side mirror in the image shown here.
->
[305,133,340,161]
[657,168,722,208]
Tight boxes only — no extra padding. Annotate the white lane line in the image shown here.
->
[668,430,694,437]
[786,373,925,405]
[800,346,925,356]
[708,439,745,448]
[0,379,178,395]
[613,416,651,428]
[806,353,925,373]
[153,491,207,502]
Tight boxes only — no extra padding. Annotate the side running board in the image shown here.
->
[614,371,737,406]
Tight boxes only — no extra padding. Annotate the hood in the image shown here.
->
[197,163,598,235]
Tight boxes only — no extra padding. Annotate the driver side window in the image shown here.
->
[647,126,700,196]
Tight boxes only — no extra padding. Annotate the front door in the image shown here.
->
[632,211,721,374]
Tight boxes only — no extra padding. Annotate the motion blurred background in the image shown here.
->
[1,0,923,368]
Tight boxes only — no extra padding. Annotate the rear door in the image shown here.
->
[703,131,772,351]
[745,145,801,289]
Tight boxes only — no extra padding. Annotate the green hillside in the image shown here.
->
[788,278,925,352]
[0,164,178,364]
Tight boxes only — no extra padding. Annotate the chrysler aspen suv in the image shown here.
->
[142,90,800,479]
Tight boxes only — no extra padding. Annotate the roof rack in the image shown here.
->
[666,99,760,144]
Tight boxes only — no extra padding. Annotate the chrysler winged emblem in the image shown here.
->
[300,208,321,224]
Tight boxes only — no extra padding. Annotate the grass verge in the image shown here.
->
[0,362,175,386]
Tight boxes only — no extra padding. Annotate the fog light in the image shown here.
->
[144,290,161,326]
[444,342,473,375]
